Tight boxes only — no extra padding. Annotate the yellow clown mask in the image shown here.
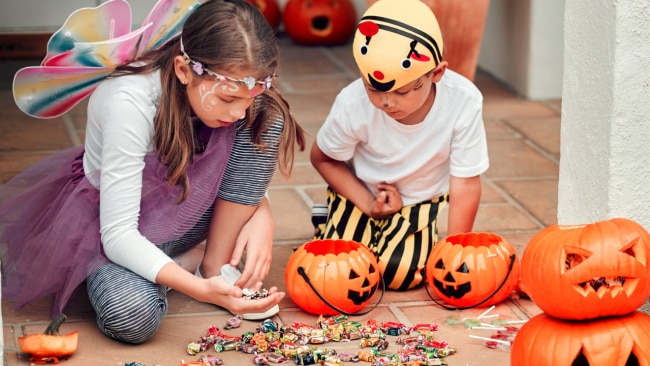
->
[353,0,444,92]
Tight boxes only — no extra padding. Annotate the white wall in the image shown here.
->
[479,0,564,99]
[558,0,650,229]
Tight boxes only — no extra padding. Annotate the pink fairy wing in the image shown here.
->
[43,0,133,65]
[13,66,113,119]
[137,0,201,53]
[43,24,152,68]
[12,0,200,120]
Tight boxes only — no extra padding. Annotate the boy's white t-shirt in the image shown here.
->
[316,70,489,206]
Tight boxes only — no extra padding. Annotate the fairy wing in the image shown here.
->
[137,0,201,53]
[43,25,151,68]
[14,0,200,119]
[43,0,133,66]
[13,66,114,119]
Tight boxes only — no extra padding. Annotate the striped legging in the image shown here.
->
[86,208,212,344]
[314,187,448,291]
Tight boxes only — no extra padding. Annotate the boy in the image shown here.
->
[310,0,489,290]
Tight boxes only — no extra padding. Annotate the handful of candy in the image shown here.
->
[242,288,271,300]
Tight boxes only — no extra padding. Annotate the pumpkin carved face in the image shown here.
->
[521,218,650,320]
[425,232,520,308]
[511,312,650,365]
[282,0,358,46]
[284,239,380,315]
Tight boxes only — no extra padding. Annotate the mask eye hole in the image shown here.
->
[360,44,369,56]
[401,58,412,70]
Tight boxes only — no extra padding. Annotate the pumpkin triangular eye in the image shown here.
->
[621,237,639,258]
[349,269,360,279]
[456,262,469,273]
[369,264,376,274]
[435,258,445,269]
[564,246,593,270]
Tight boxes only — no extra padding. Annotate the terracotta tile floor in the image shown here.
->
[0,35,561,365]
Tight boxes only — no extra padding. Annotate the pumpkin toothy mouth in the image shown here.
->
[567,253,637,297]
[579,276,626,291]
[433,279,472,299]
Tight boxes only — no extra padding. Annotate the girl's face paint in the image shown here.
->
[187,76,256,129]
[199,80,242,111]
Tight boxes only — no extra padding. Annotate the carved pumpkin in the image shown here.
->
[18,314,78,363]
[285,239,381,315]
[425,232,520,308]
[521,218,650,320]
[246,0,281,30]
[283,0,357,46]
[511,311,650,365]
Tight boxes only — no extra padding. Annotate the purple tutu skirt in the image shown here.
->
[0,124,236,316]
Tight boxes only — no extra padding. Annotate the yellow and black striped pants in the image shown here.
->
[314,187,449,291]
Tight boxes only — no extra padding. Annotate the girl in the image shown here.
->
[1,0,305,343]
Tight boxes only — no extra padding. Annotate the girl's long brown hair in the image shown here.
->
[111,0,305,201]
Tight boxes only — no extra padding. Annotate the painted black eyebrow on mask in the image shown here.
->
[360,15,442,64]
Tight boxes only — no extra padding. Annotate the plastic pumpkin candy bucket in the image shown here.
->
[284,239,384,315]
[425,232,520,309]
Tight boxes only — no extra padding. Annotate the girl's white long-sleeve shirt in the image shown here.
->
[83,71,280,282]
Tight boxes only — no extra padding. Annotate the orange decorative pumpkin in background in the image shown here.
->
[425,232,520,309]
[246,0,281,30]
[283,0,357,46]
[285,239,381,315]
[521,218,650,320]
[511,311,650,365]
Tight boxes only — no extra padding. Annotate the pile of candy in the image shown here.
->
[183,314,456,365]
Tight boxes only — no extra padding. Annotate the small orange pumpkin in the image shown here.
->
[425,232,520,308]
[521,218,650,320]
[284,239,381,315]
[282,0,358,46]
[511,311,650,365]
[18,314,78,363]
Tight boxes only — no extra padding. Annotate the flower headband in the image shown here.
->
[180,37,274,91]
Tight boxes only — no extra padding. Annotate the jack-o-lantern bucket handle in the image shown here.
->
[425,254,517,310]
[296,266,385,316]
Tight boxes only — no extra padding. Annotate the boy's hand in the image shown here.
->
[370,182,403,218]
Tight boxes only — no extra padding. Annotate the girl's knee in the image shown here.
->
[87,264,168,343]
[96,296,167,344]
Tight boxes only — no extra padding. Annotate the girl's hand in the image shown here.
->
[370,182,403,218]
[205,276,284,316]
[230,198,274,289]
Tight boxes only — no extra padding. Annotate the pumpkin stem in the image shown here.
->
[44,314,67,336]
